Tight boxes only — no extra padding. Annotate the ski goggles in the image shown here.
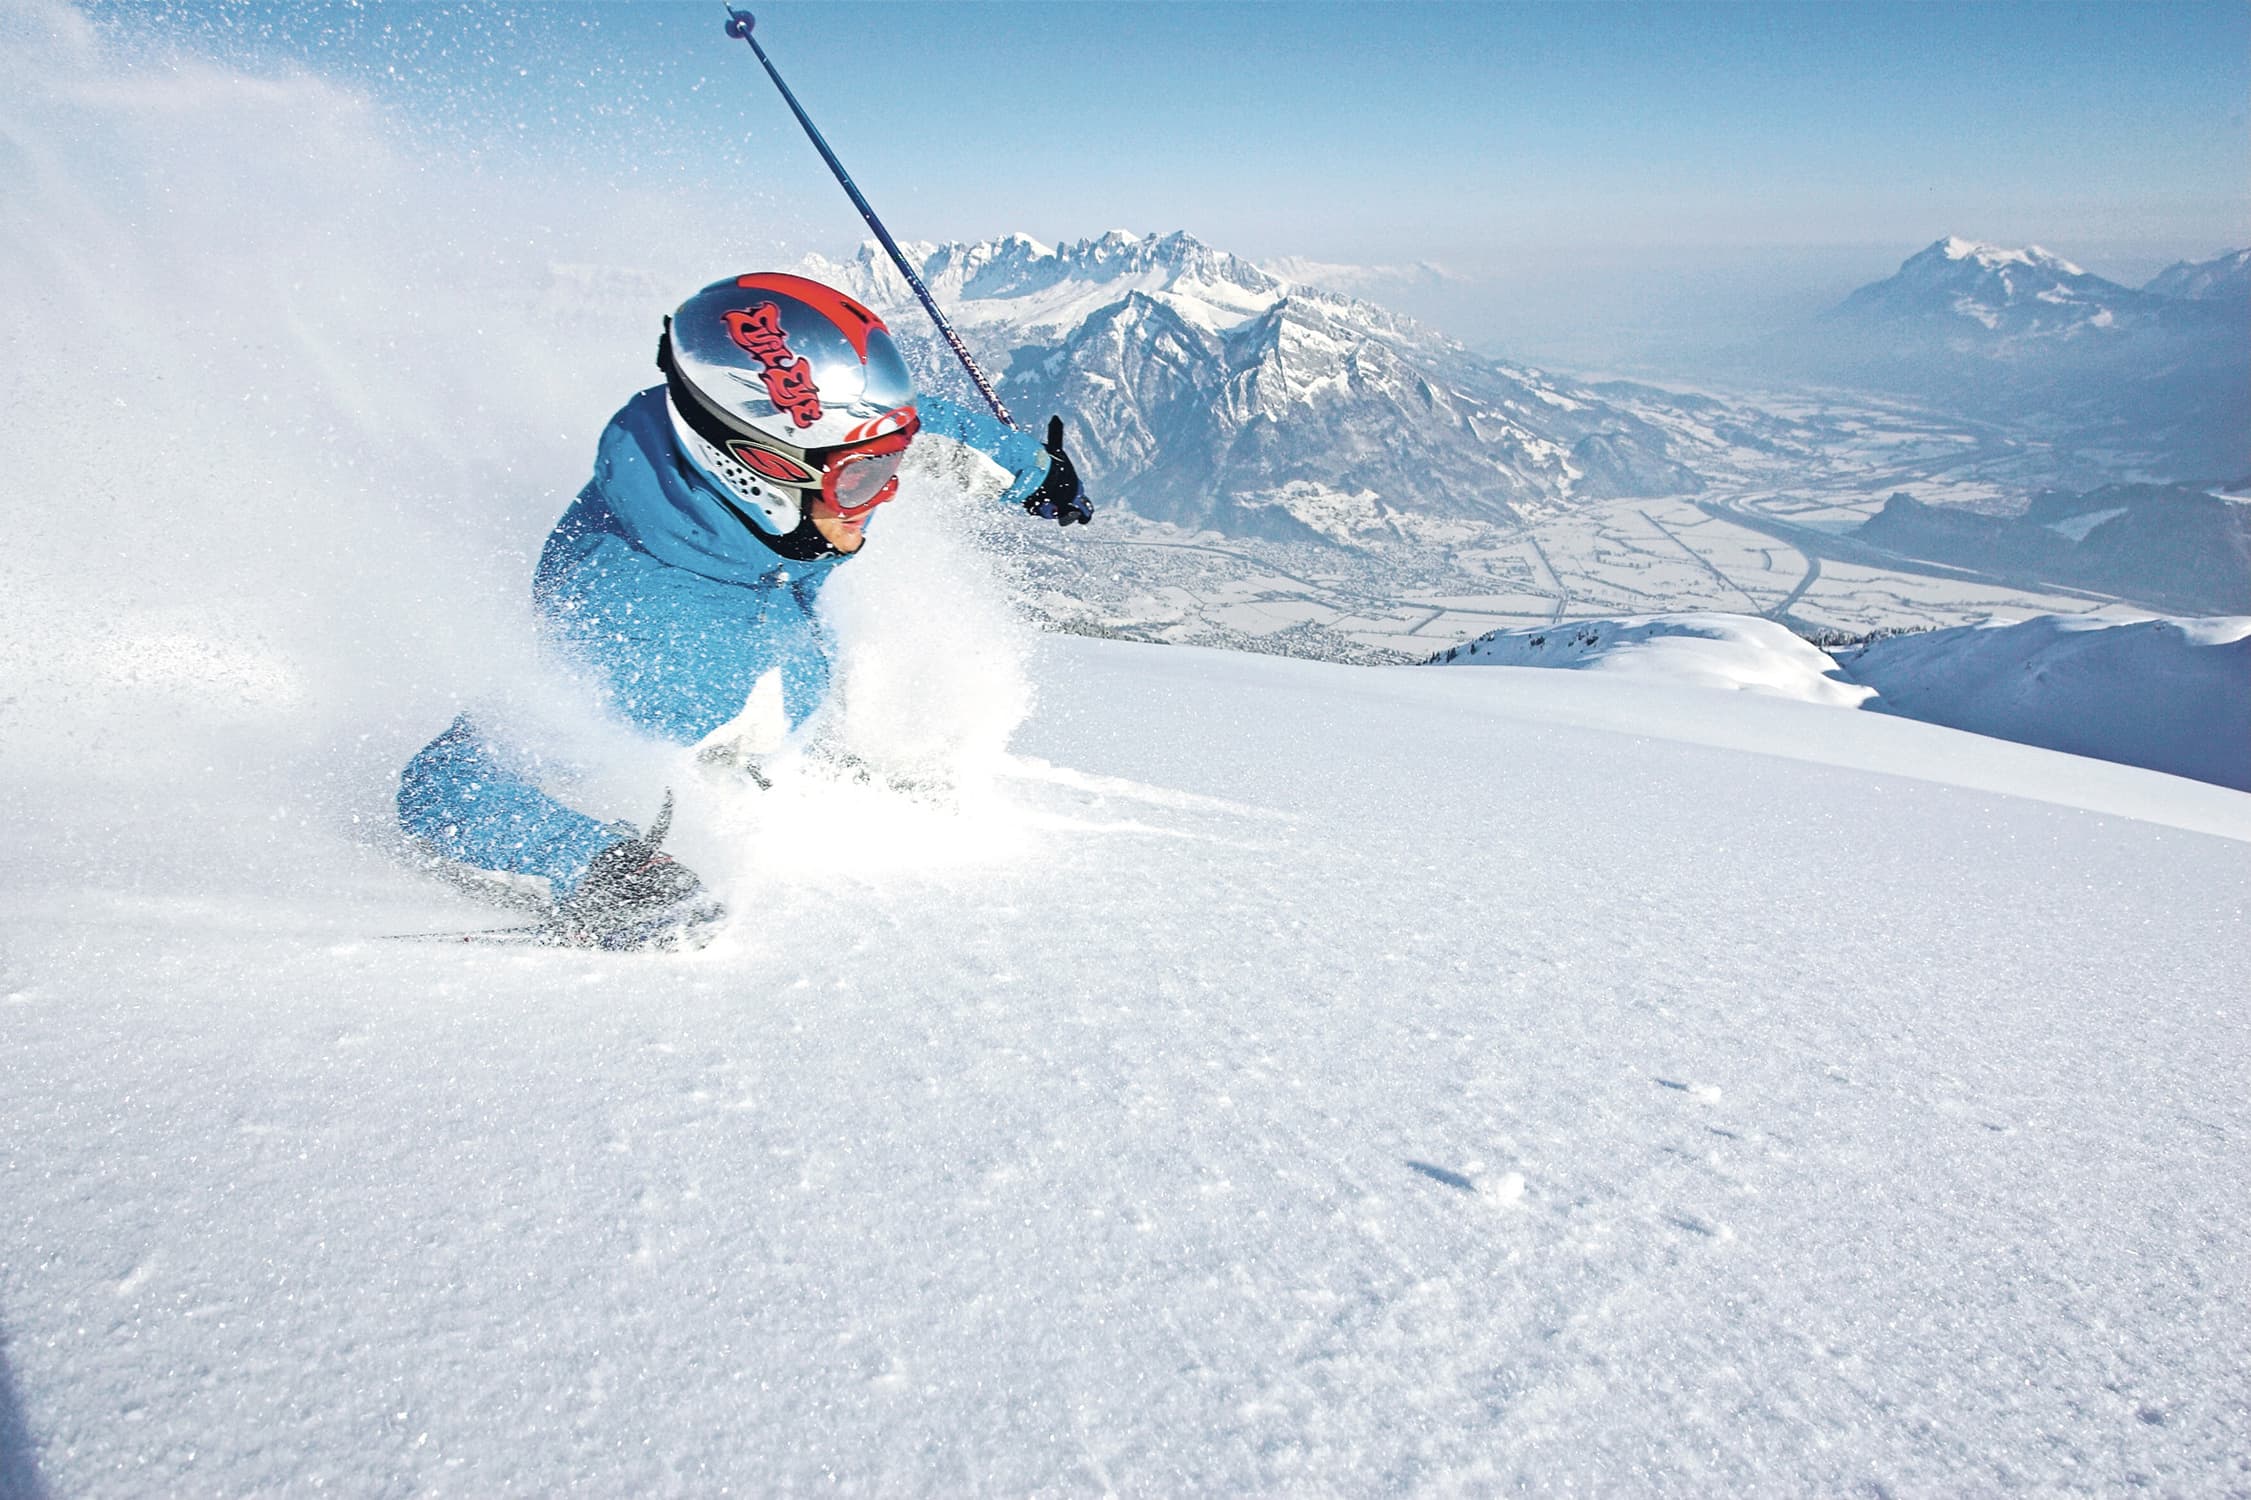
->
[816,423,919,517]
[659,322,920,517]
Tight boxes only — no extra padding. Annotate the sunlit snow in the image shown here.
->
[3,6,2248,1495]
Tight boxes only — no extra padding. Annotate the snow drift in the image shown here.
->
[1840,614,2251,792]
[1432,613,1875,707]
[1435,611,2249,793]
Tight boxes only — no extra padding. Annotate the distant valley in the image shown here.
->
[552,229,2248,661]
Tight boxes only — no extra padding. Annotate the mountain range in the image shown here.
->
[806,229,2246,540]
[2142,247,2251,304]
[1807,237,2248,476]
[1853,481,2251,615]
[806,231,1729,541]
[1831,237,2212,339]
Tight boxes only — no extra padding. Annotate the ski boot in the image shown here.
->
[554,792,726,950]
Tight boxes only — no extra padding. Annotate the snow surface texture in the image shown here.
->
[9,636,2251,1496]
[7,8,2251,1494]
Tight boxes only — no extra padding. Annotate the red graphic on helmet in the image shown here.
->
[721,302,825,428]
[843,405,919,444]
[737,273,884,357]
[729,442,817,484]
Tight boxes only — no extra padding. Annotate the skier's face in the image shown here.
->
[808,494,868,554]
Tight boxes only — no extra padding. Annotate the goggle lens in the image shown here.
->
[827,448,906,514]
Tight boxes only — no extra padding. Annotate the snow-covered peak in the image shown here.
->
[1930,236,2085,276]
[803,225,1718,536]
[1833,236,2144,337]
[818,229,1471,349]
[2144,247,2251,302]
[823,229,1304,338]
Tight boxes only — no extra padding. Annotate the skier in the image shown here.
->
[397,271,1091,945]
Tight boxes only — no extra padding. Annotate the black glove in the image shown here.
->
[1022,415,1093,526]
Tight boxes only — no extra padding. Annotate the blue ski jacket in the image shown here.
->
[397,385,1047,891]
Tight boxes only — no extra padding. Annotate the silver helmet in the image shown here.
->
[657,273,920,535]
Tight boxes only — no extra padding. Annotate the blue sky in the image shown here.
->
[112,0,2250,365]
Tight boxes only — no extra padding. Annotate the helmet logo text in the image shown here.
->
[721,302,824,428]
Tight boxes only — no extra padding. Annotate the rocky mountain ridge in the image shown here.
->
[806,231,1720,541]
[2142,247,2251,304]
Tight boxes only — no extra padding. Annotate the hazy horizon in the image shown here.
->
[66,0,2251,374]
[792,229,2233,378]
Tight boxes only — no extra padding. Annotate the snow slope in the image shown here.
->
[1840,614,2251,792]
[8,626,2251,1496]
[1432,614,1875,707]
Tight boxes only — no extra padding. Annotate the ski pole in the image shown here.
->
[721,7,1018,429]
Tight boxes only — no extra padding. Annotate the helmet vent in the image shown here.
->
[669,399,806,536]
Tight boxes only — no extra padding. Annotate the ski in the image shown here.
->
[378,897,727,951]
[376,922,560,946]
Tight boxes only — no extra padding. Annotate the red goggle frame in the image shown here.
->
[818,424,919,517]
[722,409,920,517]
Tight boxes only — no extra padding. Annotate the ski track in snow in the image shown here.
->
[5,638,2249,1495]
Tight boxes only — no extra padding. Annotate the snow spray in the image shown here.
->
[0,0,1039,907]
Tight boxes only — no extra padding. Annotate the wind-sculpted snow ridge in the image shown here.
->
[1839,613,2251,792]
[805,231,1729,540]
[1432,613,1876,708]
